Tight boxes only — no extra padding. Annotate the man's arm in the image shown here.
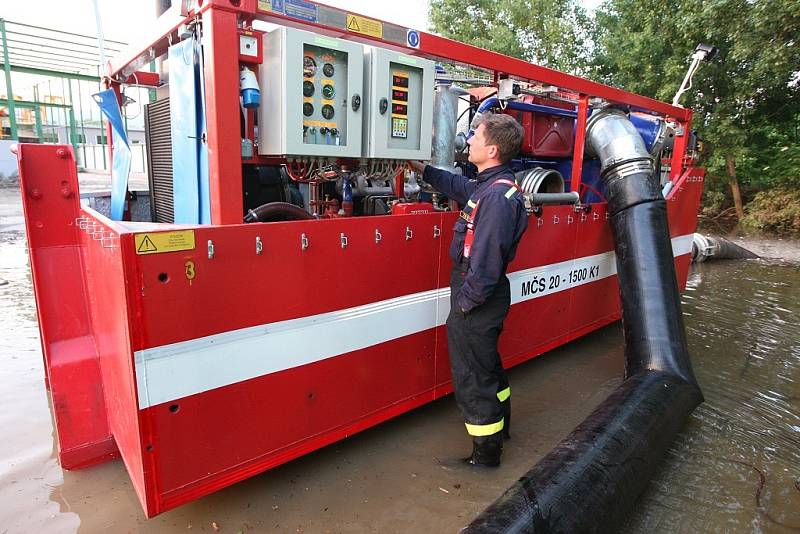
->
[456,191,517,312]
[408,161,475,205]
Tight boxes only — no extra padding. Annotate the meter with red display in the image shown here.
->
[391,72,409,139]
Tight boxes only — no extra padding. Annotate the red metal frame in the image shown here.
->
[571,94,589,192]
[107,0,693,226]
[16,0,705,519]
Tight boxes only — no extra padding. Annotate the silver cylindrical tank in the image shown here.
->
[515,167,565,195]
[431,83,467,172]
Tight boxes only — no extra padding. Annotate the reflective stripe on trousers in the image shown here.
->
[465,418,504,437]
[447,263,511,438]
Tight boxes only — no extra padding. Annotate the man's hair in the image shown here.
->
[476,113,525,164]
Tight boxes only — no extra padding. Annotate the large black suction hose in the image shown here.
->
[463,108,703,533]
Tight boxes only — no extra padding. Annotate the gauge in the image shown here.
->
[303,102,314,117]
[322,84,335,99]
[321,104,335,120]
[303,56,317,78]
[322,63,335,77]
[303,80,315,97]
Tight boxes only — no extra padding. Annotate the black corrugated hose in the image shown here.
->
[462,110,703,533]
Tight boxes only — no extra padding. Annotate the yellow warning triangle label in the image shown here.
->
[346,14,382,38]
[135,230,195,255]
[137,235,158,253]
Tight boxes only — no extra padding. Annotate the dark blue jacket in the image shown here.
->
[423,164,528,312]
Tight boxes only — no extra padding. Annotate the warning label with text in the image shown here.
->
[135,231,196,255]
[346,14,383,39]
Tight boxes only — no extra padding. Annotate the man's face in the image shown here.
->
[467,124,498,168]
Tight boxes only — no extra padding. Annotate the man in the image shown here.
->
[410,113,527,467]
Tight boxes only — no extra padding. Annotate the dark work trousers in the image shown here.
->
[447,261,511,440]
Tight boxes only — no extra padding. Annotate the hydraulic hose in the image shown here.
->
[464,107,703,533]
[244,202,314,223]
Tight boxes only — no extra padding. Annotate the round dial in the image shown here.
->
[322,84,335,99]
[302,81,315,97]
[321,104,335,120]
[302,56,317,78]
[303,102,314,117]
[322,63,335,77]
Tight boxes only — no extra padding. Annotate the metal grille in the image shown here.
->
[144,98,174,223]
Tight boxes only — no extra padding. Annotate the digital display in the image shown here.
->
[392,90,408,102]
[392,75,409,88]
[392,103,408,116]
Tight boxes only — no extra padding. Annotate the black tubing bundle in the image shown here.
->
[463,110,703,533]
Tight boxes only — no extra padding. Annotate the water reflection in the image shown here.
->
[624,260,800,533]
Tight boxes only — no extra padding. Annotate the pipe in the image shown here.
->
[691,233,758,262]
[467,97,501,138]
[431,83,469,173]
[629,113,672,156]
[244,202,314,223]
[464,107,702,533]
[515,167,565,196]
[529,192,579,206]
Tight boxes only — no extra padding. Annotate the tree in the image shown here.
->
[428,0,594,75]
[593,0,800,221]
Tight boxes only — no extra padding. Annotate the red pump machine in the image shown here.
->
[15,0,704,517]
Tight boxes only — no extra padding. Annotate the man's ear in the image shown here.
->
[487,144,499,160]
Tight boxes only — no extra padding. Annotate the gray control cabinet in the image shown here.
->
[259,28,364,158]
[363,47,434,160]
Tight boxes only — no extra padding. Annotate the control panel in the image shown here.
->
[363,47,434,160]
[259,28,364,158]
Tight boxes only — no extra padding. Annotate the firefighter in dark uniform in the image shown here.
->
[410,113,527,467]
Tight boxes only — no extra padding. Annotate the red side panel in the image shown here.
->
[500,205,579,363]
[16,145,118,469]
[81,219,151,512]
[667,167,705,290]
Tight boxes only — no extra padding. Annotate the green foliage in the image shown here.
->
[593,0,800,197]
[701,189,727,217]
[741,188,800,236]
[428,0,800,232]
[428,0,594,74]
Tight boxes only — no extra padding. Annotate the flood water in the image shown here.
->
[1,184,799,533]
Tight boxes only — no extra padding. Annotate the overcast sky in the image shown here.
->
[1,0,602,45]
[1,0,601,126]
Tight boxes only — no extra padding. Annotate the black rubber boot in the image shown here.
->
[502,399,511,441]
[463,435,503,468]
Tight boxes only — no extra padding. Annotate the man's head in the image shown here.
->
[467,114,524,172]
